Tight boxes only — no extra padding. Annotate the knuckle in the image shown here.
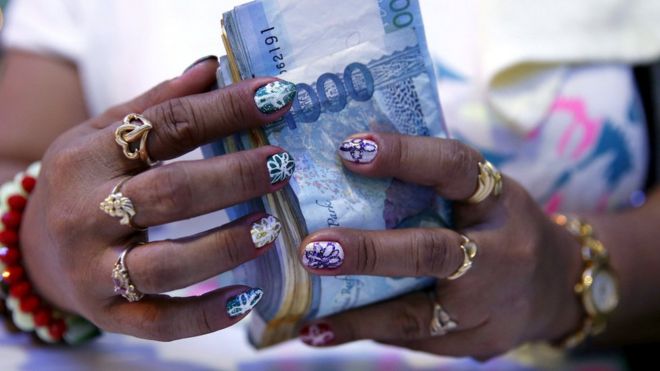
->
[134,243,176,293]
[153,97,200,153]
[147,163,193,218]
[142,310,175,342]
[213,229,247,267]
[216,87,251,125]
[226,153,262,194]
[408,231,448,276]
[355,234,378,274]
[195,306,216,335]
[392,135,410,173]
[442,140,475,181]
[395,302,427,341]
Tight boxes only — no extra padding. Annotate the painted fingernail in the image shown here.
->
[182,55,218,74]
[302,241,344,269]
[338,138,378,164]
[267,151,295,185]
[250,215,282,248]
[226,288,264,318]
[300,323,335,347]
[254,80,297,114]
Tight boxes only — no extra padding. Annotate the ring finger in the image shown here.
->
[97,212,281,297]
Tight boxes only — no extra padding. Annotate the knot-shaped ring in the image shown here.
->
[115,113,158,166]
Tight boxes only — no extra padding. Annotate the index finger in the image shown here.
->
[338,133,486,201]
[142,78,296,161]
[98,78,296,168]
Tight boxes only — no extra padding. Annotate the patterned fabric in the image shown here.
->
[437,63,647,213]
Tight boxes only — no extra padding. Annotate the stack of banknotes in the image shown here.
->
[203,0,450,347]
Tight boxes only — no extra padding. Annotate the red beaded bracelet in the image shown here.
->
[0,162,100,344]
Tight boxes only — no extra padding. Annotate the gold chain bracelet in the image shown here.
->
[552,214,619,349]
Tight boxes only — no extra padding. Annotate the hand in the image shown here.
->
[296,133,584,359]
[20,57,296,341]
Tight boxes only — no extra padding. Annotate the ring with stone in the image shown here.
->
[111,245,144,303]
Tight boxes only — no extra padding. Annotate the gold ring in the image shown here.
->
[99,178,146,231]
[111,245,144,302]
[467,160,502,204]
[447,235,478,280]
[115,113,158,166]
[429,293,458,337]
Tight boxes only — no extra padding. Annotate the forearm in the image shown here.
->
[588,186,660,344]
[0,50,88,162]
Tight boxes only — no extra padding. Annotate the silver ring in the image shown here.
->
[429,296,458,337]
[111,245,144,302]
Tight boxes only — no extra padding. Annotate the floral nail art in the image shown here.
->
[338,138,378,164]
[250,215,282,248]
[300,323,335,347]
[254,80,297,114]
[226,288,264,318]
[302,241,344,269]
[267,151,295,184]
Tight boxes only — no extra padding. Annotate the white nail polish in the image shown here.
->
[250,215,282,248]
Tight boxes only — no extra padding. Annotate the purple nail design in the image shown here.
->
[302,241,344,269]
[338,138,378,164]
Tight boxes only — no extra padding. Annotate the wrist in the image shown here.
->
[550,214,619,349]
[540,217,584,344]
[0,162,100,344]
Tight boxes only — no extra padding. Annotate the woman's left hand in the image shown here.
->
[296,133,584,359]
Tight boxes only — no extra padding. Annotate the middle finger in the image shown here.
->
[101,145,294,228]
[97,213,281,296]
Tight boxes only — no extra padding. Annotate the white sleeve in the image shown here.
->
[1,0,84,62]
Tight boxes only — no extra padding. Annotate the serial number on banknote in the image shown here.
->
[260,27,288,74]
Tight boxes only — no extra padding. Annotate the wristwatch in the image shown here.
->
[553,215,619,349]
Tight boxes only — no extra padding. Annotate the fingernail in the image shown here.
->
[302,241,344,269]
[183,55,218,74]
[338,138,378,164]
[226,288,264,318]
[266,151,295,185]
[254,80,297,114]
[250,215,282,248]
[299,323,335,347]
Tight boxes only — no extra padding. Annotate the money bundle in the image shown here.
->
[204,0,449,347]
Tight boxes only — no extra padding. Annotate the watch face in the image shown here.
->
[591,270,619,313]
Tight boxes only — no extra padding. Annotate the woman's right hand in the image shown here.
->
[18,57,296,341]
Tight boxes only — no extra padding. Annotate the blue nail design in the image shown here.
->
[226,288,264,318]
[254,81,297,114]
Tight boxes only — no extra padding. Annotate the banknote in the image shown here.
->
[204,0,448,347]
